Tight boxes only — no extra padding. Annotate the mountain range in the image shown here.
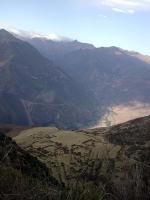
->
[0,28,150,128]
[21,32,150,126]
[0,29,94,129]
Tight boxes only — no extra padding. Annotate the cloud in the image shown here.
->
[0,25,72,41]
[112,8,135,14]
[80,0,150,13]
[98,14,108,18]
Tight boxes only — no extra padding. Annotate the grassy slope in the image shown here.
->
[14,116,150,178]
[13,116,150,199]
[14,127,120,164]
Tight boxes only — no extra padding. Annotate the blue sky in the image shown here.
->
[0,0,150,55]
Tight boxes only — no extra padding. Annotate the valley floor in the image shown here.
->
[93,101,150,128]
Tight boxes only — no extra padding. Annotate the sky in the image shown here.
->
[0,0,150,55]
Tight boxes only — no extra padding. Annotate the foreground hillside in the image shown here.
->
[14,115,150,199]
[1,131,108,200]
[0,132,59,200]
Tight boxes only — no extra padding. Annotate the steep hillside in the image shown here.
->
[20,33,150,126]
[58,47,150,125]
[0,29,94,129]
[11,30,150,126]
[1,29,150,127]
[59,47,150,103]
[0,132,58,199]
[0,132,58,184]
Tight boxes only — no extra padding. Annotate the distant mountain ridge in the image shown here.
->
[23,38,95,61]
[8,28,95,60]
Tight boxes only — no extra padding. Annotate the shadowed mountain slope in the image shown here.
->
[58,47,150,103]
[0,29,94,129]
[0,132,58,185]
[1,29,150,128]
[22,35,150,125]
[18,35,95,61]
[0,131,59,199]
[57,47,150,125]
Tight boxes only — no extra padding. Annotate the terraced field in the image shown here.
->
[14,128,121,182]
[14,116,150,199]
[14,116,150,190]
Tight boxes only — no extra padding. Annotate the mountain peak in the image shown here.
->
[0,29,17,41]
[4,27,72,42]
